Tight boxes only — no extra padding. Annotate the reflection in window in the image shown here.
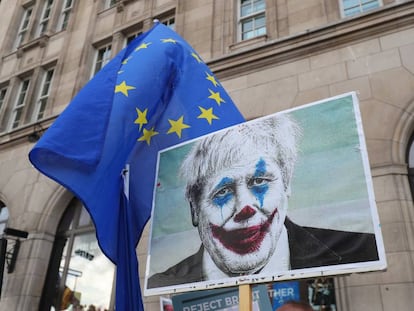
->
[40,199,115,310]
[59,233,114,309]
[341,0,381,17]
[239,0,266,41]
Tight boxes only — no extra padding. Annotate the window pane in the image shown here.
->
[65,233,115,309]
[242,30,254,40]
[255,14,265,28]
[12,107,23,128]
[78,206,91,227]
[362,0,380,11]
[93,45,112,76]
[343,0,380,16]
[343,0,360,9]
[256,26,266,36]
[253,0,265,12]
[0,206,8,234]
[241,3,252,17]
[242,19,253,32]
[344,6,361,16]
[0,88,7,111]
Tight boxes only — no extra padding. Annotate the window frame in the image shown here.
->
[91,43,112,77]
[160,16,175,30]
[32,67,54,122]
[339,0,383,18]
[238,0,266,41]
[125,31,143,47]
[14,5,34,49]
[104,0,117,9]
[0,86,7,116]
[36,0,54,37]
[57,0,74,31]
[8,77,31,130]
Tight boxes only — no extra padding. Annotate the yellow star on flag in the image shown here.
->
[162,38,177,43]
[206,72,219,87]
[138,127,159,145]
[115,81,136,97]
[122,57,131,65]
[134,108,148,131]
[167,116,190,138]
[135,42,152,51]
[198,106,219,125]
[208,89,225,105]
[192,52,202,63]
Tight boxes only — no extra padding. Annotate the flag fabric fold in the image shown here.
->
[29,22,244,310]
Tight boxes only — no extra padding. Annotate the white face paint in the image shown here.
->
[195,151,289,275]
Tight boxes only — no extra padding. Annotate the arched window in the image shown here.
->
[40,198,116,310]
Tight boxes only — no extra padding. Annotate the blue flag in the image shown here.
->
[29,23,244,310]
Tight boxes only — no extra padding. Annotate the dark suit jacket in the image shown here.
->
[147,218,379,289]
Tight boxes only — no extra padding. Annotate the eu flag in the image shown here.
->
[29,22,244,310]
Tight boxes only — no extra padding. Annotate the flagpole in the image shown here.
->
[239,284,252,311]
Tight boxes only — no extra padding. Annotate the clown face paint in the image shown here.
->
[196,152,289,275]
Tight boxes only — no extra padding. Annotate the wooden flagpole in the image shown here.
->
[239,284,252,311]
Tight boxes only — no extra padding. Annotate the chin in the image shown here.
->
[214,242,275,275]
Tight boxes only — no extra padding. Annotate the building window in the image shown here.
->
[14,6,33,48]
[160,16,175,30]
[32,68,54,121]
[239,0,266,41]
[0,87,7,114]
[40,199,115,310]
[341,0,382,17]
[125,31,142,46]
[37,0,54,36]
[92,44,112,76]
[0,202,9,235]
[9,78,31,130]
[57,0,73,31]
[104,0,117,9]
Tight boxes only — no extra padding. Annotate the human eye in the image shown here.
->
[211,185,234,208]
[248,177,271,188]
[213,186,233,199]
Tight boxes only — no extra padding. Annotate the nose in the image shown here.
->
[234,205,256,222]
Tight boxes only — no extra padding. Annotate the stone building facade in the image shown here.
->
[0,0,413,310]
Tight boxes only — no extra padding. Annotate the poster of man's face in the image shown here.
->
[144,93,386,296]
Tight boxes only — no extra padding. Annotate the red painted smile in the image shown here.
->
[211,209,277,255]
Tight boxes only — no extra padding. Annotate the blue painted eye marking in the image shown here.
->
[212,177,234,208]
[249,158,269,208]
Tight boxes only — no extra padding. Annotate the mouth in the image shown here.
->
[211,209,277,255]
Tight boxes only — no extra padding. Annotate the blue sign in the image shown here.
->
[270,281,300,309]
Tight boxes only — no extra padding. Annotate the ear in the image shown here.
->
[190,201,199,227]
